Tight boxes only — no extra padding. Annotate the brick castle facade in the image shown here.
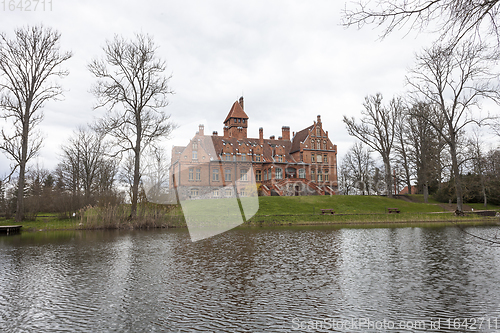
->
[170,97,338,198]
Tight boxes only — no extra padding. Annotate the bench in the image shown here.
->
[387,208,400,214]
[321,209,335,215]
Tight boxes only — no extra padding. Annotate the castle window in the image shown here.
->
[277,155,283,162]
[240,189,246,197]
[240,169,248,181]
[241,155,246,161]
[225,188,233,197]
[196,168,201,181]
[317,154,323,163]
[225,153,231,161]
[238,118,241,123]
[189,168,194,181]
[300,152,303,161]
[325,169,329,181]
[256,154,261,162]
[316,128,320,136]
[324,154,328,163]
[298,169,305,178]
[192,151,198,160]
[190,188,199,197]
[256,170,262,181]
[242,119,245,123]
[311,169,315,181]
[225,169,232,181]
[193,142,198,150]
[275,168,283,180]
[323,140,327,149]
[234,119,237,123]
[213,189,219,197]
[212,169,219,181]
[318,169,323,181]
[311,154,315,163]
[311,141,315,149]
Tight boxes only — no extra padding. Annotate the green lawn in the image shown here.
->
[1,195,498,231]
[254,195,445,215]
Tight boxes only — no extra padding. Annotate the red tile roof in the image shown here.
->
[290,125,313,153]
[224,101,249,123]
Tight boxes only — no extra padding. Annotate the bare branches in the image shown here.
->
[0,25,71,222]
[342,0,500,46]
[406,40,500,211]
[89,33,175,218]
[343,93,402,197]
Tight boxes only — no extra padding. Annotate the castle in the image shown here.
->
[169,97,338,198]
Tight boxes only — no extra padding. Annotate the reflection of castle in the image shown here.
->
[169,97,338,197]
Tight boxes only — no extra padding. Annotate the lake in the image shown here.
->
[1,225,500,332]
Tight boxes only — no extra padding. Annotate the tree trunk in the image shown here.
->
[131,115,142,218]
[131,145,141,218]
[384,156,393,198]
[480,175,487,208]
[450,141,463,212]
[423,181,429,203]
[15,113,30,222]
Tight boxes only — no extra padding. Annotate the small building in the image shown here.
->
[169,97,338,197]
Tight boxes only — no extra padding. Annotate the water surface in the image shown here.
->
[1,225,499,332]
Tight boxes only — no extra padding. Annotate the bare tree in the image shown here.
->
[141,146,170,204]
[89,33,175,218]
[341,142,376,195]
[59,127,115,207]
[406,102,445,202]
[406,41,500,211]
[342,0,500,46]
[343,94,401,197]
[466,129,488,207]
[394,108,413,194]
[0,25,72,222]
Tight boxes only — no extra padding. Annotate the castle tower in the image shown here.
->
[223,97,248,139]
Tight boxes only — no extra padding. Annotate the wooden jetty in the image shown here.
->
[0,225,22,235]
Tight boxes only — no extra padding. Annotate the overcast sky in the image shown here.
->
[1,0,444,177]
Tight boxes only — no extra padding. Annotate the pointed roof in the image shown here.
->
[290,125,313,153]
[224,100,249,123]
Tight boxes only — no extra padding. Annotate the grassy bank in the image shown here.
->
[1,195,498,231]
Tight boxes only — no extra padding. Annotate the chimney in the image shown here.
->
[259,127,263,142]
[224,126,229,138]
[281,126,290,140]
[212,131,218,136]
[317,115,321,123]
[270,135,275,140]
[239,96,244,110]
[326,131,328,138]
[198,124,204,136]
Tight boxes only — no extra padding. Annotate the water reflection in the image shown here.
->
[0,226,499,332]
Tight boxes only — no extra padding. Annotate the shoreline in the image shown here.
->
[4,215,499,233]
